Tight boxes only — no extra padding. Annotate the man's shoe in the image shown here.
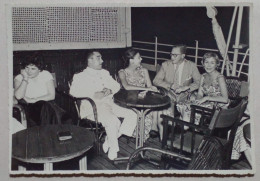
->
[149,130,159,139]
[108,149,117,160]
[102,137,109,153]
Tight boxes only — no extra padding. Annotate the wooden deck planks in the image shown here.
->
[87,136,252,171]
[12,134,252,171]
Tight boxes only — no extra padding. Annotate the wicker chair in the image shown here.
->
[126,97,248,170]
[13,104,27,128]
[58,91,105,155]
[226,76,242,107]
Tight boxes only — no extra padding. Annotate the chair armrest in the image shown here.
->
[161,114,210,133]
[126,146,191,170]
[190,104,215,114]
[13,104,27,128]
[73,96,98,123]
[55,90,98,126]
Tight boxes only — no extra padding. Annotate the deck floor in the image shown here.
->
[85,136,252,171]
[12,135,252,171]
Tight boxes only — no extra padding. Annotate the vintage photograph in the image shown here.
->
[9,4,253,175]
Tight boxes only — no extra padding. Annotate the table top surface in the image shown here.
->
[113,89,171,109]
[12,124,95,164]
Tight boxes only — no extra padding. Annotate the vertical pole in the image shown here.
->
[221,6,238,75]
[79,156,87,170]
[155,36,158,72]
[238,48,249,77]
[232,6,244,76]
[195,40,199,65]
[44,163,53,171]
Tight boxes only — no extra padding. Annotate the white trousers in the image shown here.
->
[85,98,137,152]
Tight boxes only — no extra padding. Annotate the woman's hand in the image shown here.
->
[194,96,208,105]
[149,86,158,92]
[21,69,29,80]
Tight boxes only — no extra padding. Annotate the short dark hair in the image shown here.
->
[86,50,100,65]
[123,48,139,67]
[202,52,220,67]
[172,44,187,54]
[22,54,43,70]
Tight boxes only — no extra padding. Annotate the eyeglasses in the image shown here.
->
[170,53,182,58]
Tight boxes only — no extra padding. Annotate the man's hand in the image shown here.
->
[175,86,189,94]
[94,91,106,99]
[102,88,112,96]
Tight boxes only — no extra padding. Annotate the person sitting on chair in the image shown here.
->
[14,55,56,127]
[177,52,229,124]
[69,51,137,160]
[153,44,201,138]
[118,48,158,141]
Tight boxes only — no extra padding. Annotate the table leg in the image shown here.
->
[133,108,150,149]
[79,156,87,170]
[18,165,26,171]
[44,163,53,171]
[114,108,150,163]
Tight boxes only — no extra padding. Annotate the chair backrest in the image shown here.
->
[51,73,58,88]
[226,76,242,99]
[211,97,248,169]
[212,97,248,129]
[13,104,27,128]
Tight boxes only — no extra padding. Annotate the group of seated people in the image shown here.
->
[13,44,249,162]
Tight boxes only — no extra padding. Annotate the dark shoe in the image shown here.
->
[149,130,159,138]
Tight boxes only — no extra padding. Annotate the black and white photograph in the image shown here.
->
[7,1,254,176]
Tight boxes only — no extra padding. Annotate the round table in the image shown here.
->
[12,124,95,171]
[113,89,170,149]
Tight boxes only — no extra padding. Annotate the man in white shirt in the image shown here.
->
[70,51,137,160]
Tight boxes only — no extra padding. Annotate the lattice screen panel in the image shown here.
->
[90,8,119,42]
[12,7,131,50]
[12,7,48,44]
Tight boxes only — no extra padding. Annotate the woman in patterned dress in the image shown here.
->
[118,48,158,141]
[177,52,229,124]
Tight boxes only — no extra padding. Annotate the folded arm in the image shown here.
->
[153,65,172,90]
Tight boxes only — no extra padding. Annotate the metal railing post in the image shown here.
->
[195,40,198,65]
[238,48,249,77]
[155,36,158,72]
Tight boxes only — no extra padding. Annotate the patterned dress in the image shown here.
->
[231,117,251,160]
[177,73,229,124]
[118,67,153,141]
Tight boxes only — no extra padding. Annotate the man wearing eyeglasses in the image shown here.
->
[153,44,201,112]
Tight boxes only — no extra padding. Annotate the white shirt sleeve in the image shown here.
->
[41,71,54,82]
[70,72,97,98]
[102,70,120,94]
[14,74,23,82]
